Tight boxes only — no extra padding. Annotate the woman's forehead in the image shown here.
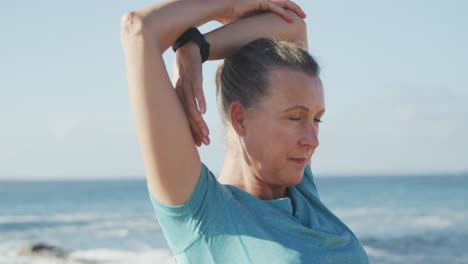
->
[263,71,325,112]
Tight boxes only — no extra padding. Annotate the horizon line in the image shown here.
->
[1,171,467,182]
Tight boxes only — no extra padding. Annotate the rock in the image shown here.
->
[18,242,69,258]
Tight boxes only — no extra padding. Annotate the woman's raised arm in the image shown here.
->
[208,10,308,58]
[120,0,305,206]
[121,0,231,206]
[174,9,308,146]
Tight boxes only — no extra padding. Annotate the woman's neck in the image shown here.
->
[218,152,287,200]
[218,151,243,186]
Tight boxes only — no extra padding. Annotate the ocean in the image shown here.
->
[1,173,467,264]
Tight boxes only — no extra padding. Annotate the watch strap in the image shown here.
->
[172,28,210,63]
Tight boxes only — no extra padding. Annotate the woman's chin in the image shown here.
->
[285,172,304,186]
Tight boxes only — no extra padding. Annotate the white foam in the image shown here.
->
[333,207,385,218]
[0,213,104,224]
[413,215,452,229]
[0,215,40,224]
[70,248,175,264]
[0,247,175,264]
[0,213,160,237]
[363,245,389,258]
[0,256,79,264]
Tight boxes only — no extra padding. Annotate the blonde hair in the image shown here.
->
[215,38,320,126]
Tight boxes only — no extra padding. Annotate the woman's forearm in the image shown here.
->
[121,0,229,53]
[205,10,308,60]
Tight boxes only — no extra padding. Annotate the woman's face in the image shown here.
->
[242,68,325,187]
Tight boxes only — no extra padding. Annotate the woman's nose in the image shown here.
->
[299,124,319,149]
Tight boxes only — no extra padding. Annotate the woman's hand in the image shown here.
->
[173,42,210,147]
[217,0,306,25]
[173,0,307,147]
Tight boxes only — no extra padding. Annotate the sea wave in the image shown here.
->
[332,207,468,238]
[362,231,468,264]
[412,215,452,229]
[0,213,166,252]
[70,248,174,264]
[333,207,387,218]
[0,213,107,224]
[0,247,174,264]
[0,213,159,233]
[363,245,389,258]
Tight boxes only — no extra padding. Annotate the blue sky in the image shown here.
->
[1,0,467,180]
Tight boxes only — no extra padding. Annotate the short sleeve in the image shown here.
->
[148,163,232,253]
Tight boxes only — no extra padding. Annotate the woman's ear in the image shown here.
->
[230,101,246,136]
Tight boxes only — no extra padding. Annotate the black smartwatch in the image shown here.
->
[172,28,210,63]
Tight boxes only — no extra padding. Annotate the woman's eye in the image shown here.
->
[288,117,323,123]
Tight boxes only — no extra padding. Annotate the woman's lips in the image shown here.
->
[289,158,306,165]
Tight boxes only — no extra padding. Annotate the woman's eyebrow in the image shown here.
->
[283,105,309,112]
[283,105,326,114]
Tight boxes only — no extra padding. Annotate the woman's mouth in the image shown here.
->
[289,158,306,165]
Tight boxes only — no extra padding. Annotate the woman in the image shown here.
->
[120,0,369,263]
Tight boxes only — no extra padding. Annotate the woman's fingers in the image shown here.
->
[191,61,207,115]
[266,2,293,22]
[180,78,202,146]
[174,43,210,146]
[272,0,306,18]
[226,0,305,24]
[265,0,305,23]
[187,70,208,130]
[183,78,210,145]
[174,78,185,103]
[176,78,203,146]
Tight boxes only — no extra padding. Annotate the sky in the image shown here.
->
[1,0,467,180]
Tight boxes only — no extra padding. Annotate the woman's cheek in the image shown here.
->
[272,125,297,151]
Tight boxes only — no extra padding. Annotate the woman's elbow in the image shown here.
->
[120,11,146,37]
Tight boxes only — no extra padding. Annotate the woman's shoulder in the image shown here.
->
[149,162,233,217]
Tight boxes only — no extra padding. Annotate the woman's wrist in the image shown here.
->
[213,0,234,24]
[177,42,199,60]
[208,0,234,23]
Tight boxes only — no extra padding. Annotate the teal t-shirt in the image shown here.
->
[149,163,369,263]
